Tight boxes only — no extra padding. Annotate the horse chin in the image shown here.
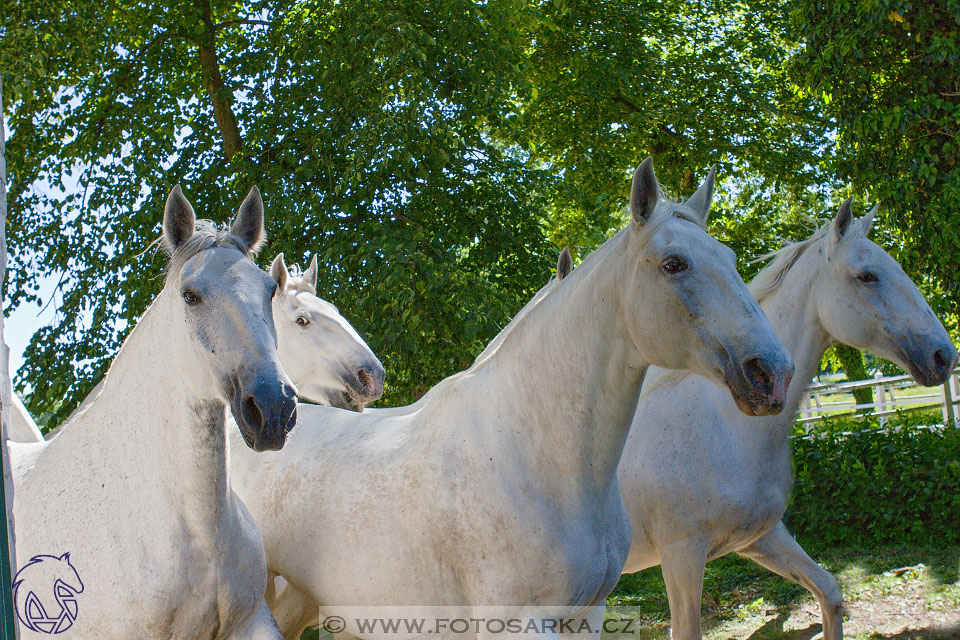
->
[731,393,760,417]
[300,388,364,412]
[905,361,946,388]
[342,389,366,413]
[234,419,259,451]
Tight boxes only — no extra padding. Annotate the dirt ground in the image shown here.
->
[607,547,960,640]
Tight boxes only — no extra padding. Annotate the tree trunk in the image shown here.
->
[834,343,873,412]
[0,76,21,639]
[197,0,244,162]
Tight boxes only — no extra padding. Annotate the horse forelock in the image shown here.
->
[165,219,258,281]
[655,198,703,227]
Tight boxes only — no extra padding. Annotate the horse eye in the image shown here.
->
[661,256,688,274]
[296,316,311,326]
[182,290,202,305]
[857,272,878,284]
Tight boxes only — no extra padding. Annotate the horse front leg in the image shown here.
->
[268,577,320,640]
[736,520,843,640]
[227,600,284,640]
[659,540,709,640]
[557,604,605,640]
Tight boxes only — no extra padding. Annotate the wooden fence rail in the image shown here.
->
[797,368,960,428]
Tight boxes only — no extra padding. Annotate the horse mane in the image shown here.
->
[747,221,830,303]
[401,197,709,409]
[166,220,259,278]
[467,198,693,372]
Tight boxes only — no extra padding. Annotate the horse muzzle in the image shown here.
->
[231,377,299,452]
[903,337,958,387]
[725,350,794,417]
[345,362,386,405]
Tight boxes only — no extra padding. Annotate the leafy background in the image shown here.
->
[1,0,958,428]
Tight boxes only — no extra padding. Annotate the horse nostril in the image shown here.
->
[357,368,373,392]
[742,357,773,394]
[934,349,948,371]
[241,395,265,432]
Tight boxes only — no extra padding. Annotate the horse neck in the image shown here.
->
[76,290,230,518]
[756,241,832,438]
[472,229,646,494]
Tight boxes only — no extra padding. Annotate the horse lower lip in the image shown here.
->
[347,386,372,403]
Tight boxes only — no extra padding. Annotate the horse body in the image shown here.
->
[618,199,958,640]
[11,187,297,639]
[232,159,795,640]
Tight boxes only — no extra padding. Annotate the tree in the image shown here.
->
[2,0,554,425]
[504,0,833,254]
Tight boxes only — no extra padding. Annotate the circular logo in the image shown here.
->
[323,615,347,633]
[13,553,84,635]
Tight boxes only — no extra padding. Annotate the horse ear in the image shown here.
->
[270,253,288,290]
[59,552,70,562]
[630,157,660,226]
[231,186,266,254]
[861,202,879,235]
[303,255,319,292]
[163,185,196,252]
[556,247,573,281]
[684,165,716,228]
[832,196,855,242]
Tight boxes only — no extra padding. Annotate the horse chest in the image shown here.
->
[702,473,791,558]
[123,500,265,638]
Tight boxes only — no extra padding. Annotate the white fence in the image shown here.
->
[797,369,960,427]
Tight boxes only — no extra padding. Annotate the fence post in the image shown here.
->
[942,378,953,426]
[874,371,888,427]
[951,371,960,425]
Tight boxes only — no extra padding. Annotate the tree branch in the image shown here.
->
[214,19,273,32]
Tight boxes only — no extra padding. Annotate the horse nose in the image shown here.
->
[738,351,793,416]
[240,380,298,452]
[356,365,385,402]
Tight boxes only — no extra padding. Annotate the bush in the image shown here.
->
[789,412,960,548]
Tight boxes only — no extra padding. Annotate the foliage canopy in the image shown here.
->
[1,0,957,426]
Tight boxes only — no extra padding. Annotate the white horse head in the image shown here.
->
[269,253,385,410]
[162,185,298,451]
[757,197,957,385]
[622,158,794,415]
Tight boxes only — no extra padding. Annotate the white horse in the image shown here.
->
[230,158,795,640]
[617,197,958,640]
[268,253,384,411]
[7,252,385,443]
[9,186,299,639]
[263,247,575,636]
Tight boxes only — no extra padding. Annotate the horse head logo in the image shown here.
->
[13,553,84,634]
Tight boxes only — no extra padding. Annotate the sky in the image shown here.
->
[3,113,81,383]
[4,274,58,380]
